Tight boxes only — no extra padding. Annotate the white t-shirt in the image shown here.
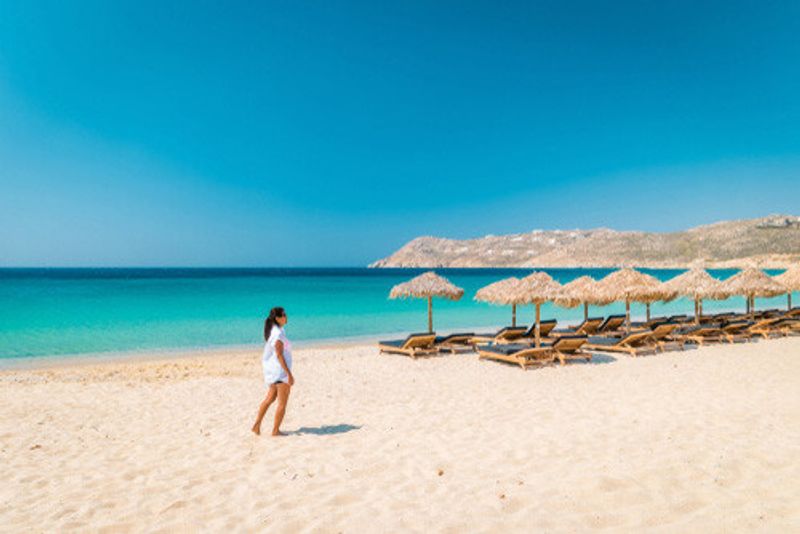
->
[262,325,292,385]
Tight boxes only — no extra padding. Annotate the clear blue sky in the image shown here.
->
[1,1,799,266]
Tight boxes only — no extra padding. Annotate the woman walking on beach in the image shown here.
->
[252,307,294,436]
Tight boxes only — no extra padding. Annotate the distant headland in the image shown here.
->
[370,215,800,269]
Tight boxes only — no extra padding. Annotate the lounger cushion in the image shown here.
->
[379,332,433,347]
[551,335,588,350]
[481,342,553,355]
[676,323,722,335]
[598,315,626,330]
[552,317,602,333]
[523,320,556,336]
[473,326,524,338]
[640,316,667,324]
[586,336,622,347]
[435,333,474,343]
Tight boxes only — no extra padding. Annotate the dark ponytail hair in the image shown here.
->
[264,307,286,341]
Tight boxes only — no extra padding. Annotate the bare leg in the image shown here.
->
[272,383,291,437]
[252,385,278,435]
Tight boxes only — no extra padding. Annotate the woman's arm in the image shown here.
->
[275,340,294,386]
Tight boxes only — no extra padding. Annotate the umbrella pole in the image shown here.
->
[646,303,651,322]
[512,304,516,327]
[427,296,433,334]
[535,303,541,348]
[583,302,588,321]
[625,300,631,333]
[750,295,755,322]
[694,299,699,325]
[789,293,792,311]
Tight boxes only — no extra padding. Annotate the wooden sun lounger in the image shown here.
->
[434,332,476,353]
[477,343,555,370]
[477,336,589,369]
[746,317,787,339]
[521,319,557,340]
[378,333,438,359]
[720,320,753,343]
[631,316,678,330]
[632,319,660,329]
[585,330,658,357]
[469,326,528,345]
[597,314,626,333]
[550,317,603,337]
[667,314,690,324]
[700,313,736,325]
[766,310,800,333]
[548,335,591,365]
[774,319,800,335]
[676,324,723,345]
[647,322,685,351]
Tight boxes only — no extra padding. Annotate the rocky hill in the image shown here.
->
[370,215,800,269]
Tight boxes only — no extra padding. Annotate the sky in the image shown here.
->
[1,0,799,267]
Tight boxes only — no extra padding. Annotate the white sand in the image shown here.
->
[2,337,800,532]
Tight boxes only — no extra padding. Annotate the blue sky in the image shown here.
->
[1,1,799,266]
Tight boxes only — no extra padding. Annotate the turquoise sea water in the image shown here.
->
[0,268,793,361]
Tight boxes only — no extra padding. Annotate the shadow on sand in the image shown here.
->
[292,424,361,436]
[582,352,617,365]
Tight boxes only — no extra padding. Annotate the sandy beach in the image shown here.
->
[2,337,800,532]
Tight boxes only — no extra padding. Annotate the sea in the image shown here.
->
[0,267,791,364]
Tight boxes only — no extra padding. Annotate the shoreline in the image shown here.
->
[0,304,775,371]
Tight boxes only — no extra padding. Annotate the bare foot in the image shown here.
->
[251,424,261,436]
[271,430,287,437]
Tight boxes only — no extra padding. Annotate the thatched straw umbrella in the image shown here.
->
[662,268,730,324]
[722,267,785,320]
[774,265,800,310]
[554,275,613,321]
[596,268,676,332]
[474,277,529,327]
[389,271,464,333]
[521,271,563,347]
